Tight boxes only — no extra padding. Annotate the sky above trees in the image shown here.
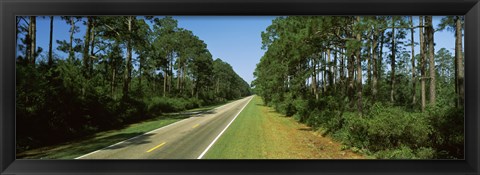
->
[23,16,457,85]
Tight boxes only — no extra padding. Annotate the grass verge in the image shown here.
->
[203,96,364,159]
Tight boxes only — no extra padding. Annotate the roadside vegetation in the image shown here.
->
[253,16,464,159]
[16,16,251,154]
[205,96,363,159]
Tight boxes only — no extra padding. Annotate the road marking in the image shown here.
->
[74,118,190,159]
[197,96,254,159]
[192,124,200,128]
[74,97,246,159]
[146,142,166,153]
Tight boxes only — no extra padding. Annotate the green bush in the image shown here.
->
[319,102,438,159]
[344,103,432,152]
[373,146,435,159]
[426,105,464,159]
[374,146,417,159]
[145,97,204,115]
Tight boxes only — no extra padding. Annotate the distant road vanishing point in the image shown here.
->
[75,96,254,159]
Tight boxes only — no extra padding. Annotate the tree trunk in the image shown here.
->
[139,56,143,89]
[340,48,346,96]
[48,16,54,66]
[169,51,174,93]
[164,68,168,97]
[426,16,436,106]
[455,16,464,107]
[25,17,31,62]
[390,17,396,103]
[16,17,21,57]
[69,17,75,61]
[312,57,318,100]
[372,30,379,101]
[410,16,416,106]
[367,40,371,87]
[177,64,181,91]
[183,63,186,93]
[419,16,426,111]
[355,16,363,114]
[333,48,338,92]
[327,48,332,91]
[83,17,92,75]
[348,53,355,109]
[323,51,327,93]
[90,20,96,74]
[112,67,116,98]
[30,16,36,64]
[379,30,385,81]
[123,16,133,100]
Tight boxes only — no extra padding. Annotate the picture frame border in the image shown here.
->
[1,0,479,174]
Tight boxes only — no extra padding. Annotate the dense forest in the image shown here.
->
[253,16,464,159]
[16,16,251,152]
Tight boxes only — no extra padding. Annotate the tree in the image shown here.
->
[123,16,134,100]
[95,16,145,100]
[435,48,454,81]
[390,16,396,103]
[133,18,153,91]
[65,17,82,61]
[371,17,383,101]
[355,16,363,113]
[409,16,416,106]
[83,17,93,75]
[153,16,180,97]
[438,16,464,107]
[419,16,427,111]
[29,16,36,64]
[48,16,54,66]
[426,16,436,105]
[455,16,464,107]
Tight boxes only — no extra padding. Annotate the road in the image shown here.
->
[75,96,254,159]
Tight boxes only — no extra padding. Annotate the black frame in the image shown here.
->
[1,0,479,174]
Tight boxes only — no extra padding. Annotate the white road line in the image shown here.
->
[74,98,245,159]
[197,96,254,159]
[75,117,190,159]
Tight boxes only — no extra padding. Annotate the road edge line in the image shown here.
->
[74,117,190,159]
[74,98,245,159]
[197,96,254,159]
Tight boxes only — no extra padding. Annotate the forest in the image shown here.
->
[253,16,464,159]
[16,16,251,152]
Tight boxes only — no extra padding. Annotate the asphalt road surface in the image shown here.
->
[75,96,253,159]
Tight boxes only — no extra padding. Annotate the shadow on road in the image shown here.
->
[17,132,148,159]
[103,133,155,150]
[190,110,216,117]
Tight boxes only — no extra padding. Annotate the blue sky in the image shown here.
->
[24,16,458,85]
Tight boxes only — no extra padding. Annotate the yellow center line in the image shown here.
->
[146,142,166,153]
[192,124,200,128]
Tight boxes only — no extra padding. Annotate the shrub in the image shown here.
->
[373,146,436,159]
[145,97,204,115]
[293,98,309,122]
[426,105,464,159]
[374,146,417,159]
[353,104,432,151]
